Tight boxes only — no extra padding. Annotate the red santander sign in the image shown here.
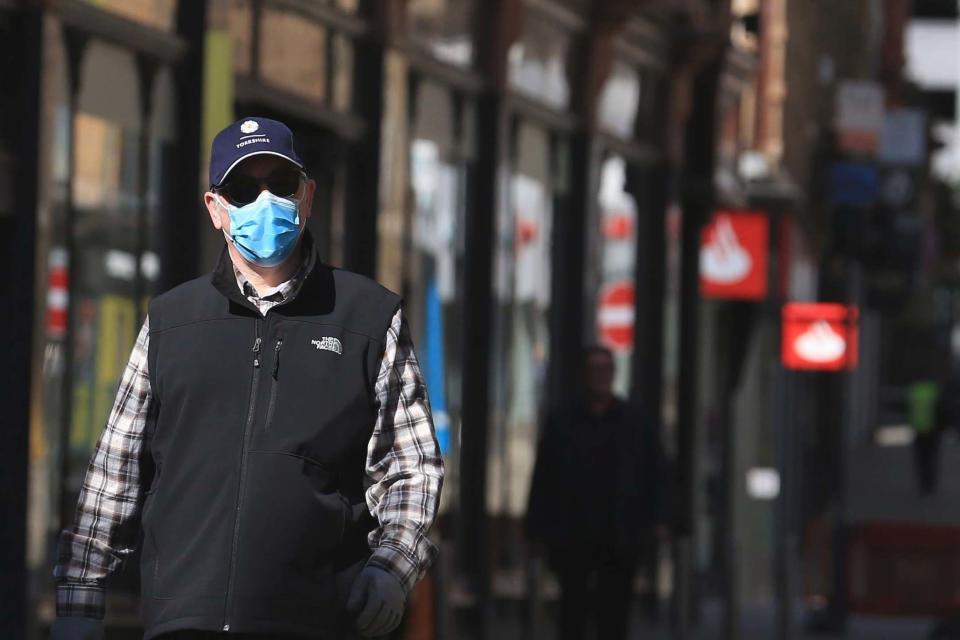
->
[700,210,769,300]
[782,303,859,371]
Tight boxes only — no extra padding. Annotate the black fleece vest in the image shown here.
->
[140,243,400,639]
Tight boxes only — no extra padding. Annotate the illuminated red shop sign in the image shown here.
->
[700,210,769,300]
[782,303,859,371]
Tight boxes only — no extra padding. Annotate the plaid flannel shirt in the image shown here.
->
[53,251,444,619]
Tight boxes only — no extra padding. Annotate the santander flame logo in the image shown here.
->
[794,321,847,363]
[700,215,753,285]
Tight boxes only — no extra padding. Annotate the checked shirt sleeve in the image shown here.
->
[53,317,153,619]
[365,308,444,594]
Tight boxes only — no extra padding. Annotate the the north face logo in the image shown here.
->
[311,337,342,355]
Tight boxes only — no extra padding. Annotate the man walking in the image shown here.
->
[52,117,443,639]
[527,346,664,640]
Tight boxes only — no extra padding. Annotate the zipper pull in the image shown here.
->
[273,338,283,379]
[253,337,262,368]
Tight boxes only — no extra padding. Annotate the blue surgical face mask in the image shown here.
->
[218,189,302,267]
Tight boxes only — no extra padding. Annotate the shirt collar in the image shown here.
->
[233,242,316,311]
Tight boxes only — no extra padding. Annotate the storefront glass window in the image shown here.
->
[597,60,641,139]
[226,0,254,74]
[489,121,553,522]
[32,35,74,586]
[507,20,571,110]
[259,7,328,102]
[39,42,173,577]
[395,82,467,514]
[63,43,144,505]
[84,0,177,31]
[332,33,354,112]
[587,154,638,396]
[407,0,476,68]
[313,0,359,12]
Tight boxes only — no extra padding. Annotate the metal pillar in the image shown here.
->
[343,0,390,277]
[457,2,518,637]
[673,57,723,638]
[0,6,43,637]
[135,56,157,325]
[164,0,207,291]
[56,27,87,535]
[457,88,503,640]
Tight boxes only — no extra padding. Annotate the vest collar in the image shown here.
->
[211,229,325,315]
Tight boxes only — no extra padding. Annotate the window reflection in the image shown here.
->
[41,43,171,562]
[333,0,359,13]
[589,154,638,396]
[70,111,142,486]
[406,83,465,488]
[225,0,253,74]
[490,121,553,522]
[407,0,476,67]
[259,7,328,102]
[83,0,177,31]
[332,33,354,111]
[508,19,571,110]
[598,61,641,139]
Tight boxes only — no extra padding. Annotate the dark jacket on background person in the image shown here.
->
[526,399,663,553]
[140,247,400,638]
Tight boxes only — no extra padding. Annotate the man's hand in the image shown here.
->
[346,566,406,638]
[50,617,105,640]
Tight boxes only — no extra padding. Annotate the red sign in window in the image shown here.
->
[782,303,859,371]
[700,210,769,300]
[597,280,635,353]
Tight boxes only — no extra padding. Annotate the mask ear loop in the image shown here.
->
[289,174,307,226]
[215,194,239,247]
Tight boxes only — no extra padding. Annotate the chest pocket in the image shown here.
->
[254,324,377,468]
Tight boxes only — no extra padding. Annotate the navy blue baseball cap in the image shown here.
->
[209,117,304,187]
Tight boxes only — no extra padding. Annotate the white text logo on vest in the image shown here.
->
[312,337,342,355]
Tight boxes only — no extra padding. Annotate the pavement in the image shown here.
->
[483,599,938,639]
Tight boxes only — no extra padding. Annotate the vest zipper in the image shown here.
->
[222,321,263,632]
[264,337,282,430]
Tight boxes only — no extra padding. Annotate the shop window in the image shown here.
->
[259,6,328,102]
[310,0,359,12]
[332,33,354,112]
[332,0,359,13]
[587,154,638,396]
[225,0,254,74]
[67,43,145,493]
[508,19,571,110]
[489,121,554,520]
[38,42,174,588]
[597,60,641,139]
[84,0,177,31]
[407,0,476,68]
[379,81,467,505]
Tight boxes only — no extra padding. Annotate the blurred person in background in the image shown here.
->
[527,345,665,640]
[909,377,943,496]
[51,117,443,640]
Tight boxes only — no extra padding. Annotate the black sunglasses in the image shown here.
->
[215,170,305,206]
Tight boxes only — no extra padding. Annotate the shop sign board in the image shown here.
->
[828,162,879,207]
[879,108,927,167]
[782,303,859,370]
[835,80,885,155]
[700,210,769,300]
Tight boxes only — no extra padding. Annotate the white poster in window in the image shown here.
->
[512,174,552,307]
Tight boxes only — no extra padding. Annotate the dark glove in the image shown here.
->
[50,617,105,640]
[346,566,406,638]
